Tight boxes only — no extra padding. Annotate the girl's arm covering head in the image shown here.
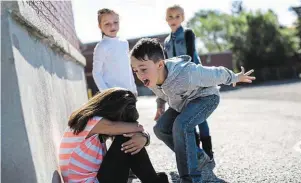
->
[91,118,144,136]
[68,88,140,135]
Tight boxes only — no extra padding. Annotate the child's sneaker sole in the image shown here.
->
[197,151,210,170]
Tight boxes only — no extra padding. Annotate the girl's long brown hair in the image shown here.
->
[68,88,138,135]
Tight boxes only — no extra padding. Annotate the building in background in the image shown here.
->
[200,51,233,70]
[81,34,234,96]
[1,1,86,183]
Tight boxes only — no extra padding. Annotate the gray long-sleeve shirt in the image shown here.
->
[151,55,239,112]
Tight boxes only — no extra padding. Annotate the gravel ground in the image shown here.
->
[129,80,301,183]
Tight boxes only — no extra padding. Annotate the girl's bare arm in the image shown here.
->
[90,118,143,136]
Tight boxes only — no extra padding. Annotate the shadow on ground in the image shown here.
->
[128,161,228,183]
[128,162,228,183]
[51,170,62,183]
[223,78,301,92]
[169,161,228,183]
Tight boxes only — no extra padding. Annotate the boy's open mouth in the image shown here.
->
[143,79,150,87]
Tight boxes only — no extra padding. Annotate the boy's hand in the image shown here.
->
[121,133,147,155]
[233,66,256,87]
[154,107,165,121]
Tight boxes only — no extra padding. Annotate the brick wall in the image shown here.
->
[26,1,79,49]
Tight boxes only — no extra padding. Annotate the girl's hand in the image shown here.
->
[233,66,256,87]
[121,133,147,155]
[154,107,165,121]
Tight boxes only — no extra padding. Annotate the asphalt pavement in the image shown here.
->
[130,80,301,183]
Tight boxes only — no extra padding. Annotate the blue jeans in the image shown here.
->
[153,95,220,183]
[198,121,210,137]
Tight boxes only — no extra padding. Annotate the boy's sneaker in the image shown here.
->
[207,152,214,162]
[197,150,210,170]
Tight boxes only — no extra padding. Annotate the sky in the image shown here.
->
[72,0,300,43]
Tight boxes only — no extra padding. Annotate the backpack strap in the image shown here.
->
[184,28,195,63]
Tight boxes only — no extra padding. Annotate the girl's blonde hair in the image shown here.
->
[97,8,119,25]
[166,5,185,16]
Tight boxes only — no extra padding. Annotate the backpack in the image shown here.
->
[184,29,196,63]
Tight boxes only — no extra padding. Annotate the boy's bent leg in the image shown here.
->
[198,121,210,137]
[198,120,214,160]
[173,95,220,183]
[153,107,179,151]
[195,121,210,148]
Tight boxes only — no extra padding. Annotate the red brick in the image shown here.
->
[27,1,79,50]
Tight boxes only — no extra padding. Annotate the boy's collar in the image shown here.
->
[157,56,191,89]
[156,64,168,88]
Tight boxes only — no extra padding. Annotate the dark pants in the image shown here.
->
[97,135,160,183]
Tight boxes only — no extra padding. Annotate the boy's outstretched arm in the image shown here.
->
[190,64,255,87]
[233,67,256,87]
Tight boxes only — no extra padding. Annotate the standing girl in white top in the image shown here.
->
[92,8,139,180]
[92,8,137,96]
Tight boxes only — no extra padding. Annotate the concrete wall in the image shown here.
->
[1,2,87,183]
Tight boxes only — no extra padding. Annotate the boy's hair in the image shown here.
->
[130,38,165,63]
[97,8,119,25]
[166,5,185,16]
[68,88,138,135]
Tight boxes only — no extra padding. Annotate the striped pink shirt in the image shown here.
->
[59,116,106,183]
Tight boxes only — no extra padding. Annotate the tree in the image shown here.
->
[187,10,233,53]
[231,10,299,70]
[188,5,300,73]
[291,6,301,53]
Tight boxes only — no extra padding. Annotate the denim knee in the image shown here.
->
[173,118,194,135]
[153,124,163,140]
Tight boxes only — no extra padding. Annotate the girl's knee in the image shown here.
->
[113,135,131,145]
